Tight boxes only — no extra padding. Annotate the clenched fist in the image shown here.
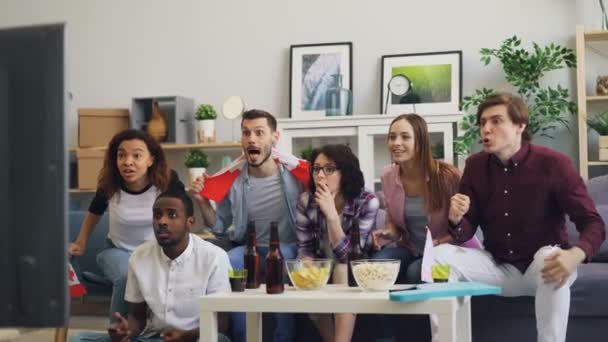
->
[188,175,209,202]
[448,193,470,226]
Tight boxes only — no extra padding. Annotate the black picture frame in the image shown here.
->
[289,42,353,118]
[381,50,462,115]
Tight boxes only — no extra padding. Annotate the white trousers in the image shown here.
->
[433,244,577,342]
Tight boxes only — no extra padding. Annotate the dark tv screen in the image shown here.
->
[0,23,68,327]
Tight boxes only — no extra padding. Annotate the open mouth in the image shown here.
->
[122,169,136,177]
[482,138,491,145]
[247,147,261,156]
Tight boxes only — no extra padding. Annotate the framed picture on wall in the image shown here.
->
[290,42,352,119]
[381,50,461,115]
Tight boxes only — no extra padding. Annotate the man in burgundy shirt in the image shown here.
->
[434,93,605,342]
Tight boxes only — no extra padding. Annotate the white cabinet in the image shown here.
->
[277,114,460,191]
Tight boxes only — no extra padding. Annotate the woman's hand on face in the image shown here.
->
[315,182,339,221]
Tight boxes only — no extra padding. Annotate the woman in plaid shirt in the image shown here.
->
[296,144,379,342]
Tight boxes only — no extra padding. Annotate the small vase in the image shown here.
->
[197,119,216,143]
[188,167,206,184]
[325,74,352,116]
[146,101,168,142]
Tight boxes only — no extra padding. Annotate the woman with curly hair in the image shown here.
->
[68,129,184,322]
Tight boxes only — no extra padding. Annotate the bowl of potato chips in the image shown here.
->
[285,258,332,290]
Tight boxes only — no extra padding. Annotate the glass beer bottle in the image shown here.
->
[347,220,363,287]
[265,221,284,294]
[244,221,260,289]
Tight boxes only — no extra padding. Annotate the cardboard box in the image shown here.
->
[79,108,129,147]
[77,148,105,189]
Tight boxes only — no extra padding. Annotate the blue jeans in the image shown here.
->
[71,331,231,342]
[96,239,130,323]
[228,243,297,342]
[371,247,424,341]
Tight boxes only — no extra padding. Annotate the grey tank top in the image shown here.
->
[404,196,428,254]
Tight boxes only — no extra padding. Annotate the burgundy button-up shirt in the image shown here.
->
[450,143,606,272]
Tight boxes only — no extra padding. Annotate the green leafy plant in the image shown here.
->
[301,145,314,162]
[194,104,217,120]
[454,36,577,155]
[184,149,209,168]
[588,111,608,136]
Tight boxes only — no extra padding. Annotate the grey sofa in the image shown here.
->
[471,175,608,342]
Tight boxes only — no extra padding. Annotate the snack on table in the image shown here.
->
[286,259,332,290]
[351,259,400,291]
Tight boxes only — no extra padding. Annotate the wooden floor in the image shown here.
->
[1,297,110,341]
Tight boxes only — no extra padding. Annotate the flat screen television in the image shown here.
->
[0,23,68,327]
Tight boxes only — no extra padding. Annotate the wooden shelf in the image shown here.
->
[69,142,241,152]
[69,188,96,193]
[161,142,241,150]
[585,30,608,42]
[588,95,608,102]
[576,25,608,179]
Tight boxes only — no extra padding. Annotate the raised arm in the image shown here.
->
[69,189,107,256]
[188,175,218,228]
[68,212,102,256]
[447,160,480,243]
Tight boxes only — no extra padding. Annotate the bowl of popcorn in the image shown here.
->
[286,259,332,290]
[350,259,401,291]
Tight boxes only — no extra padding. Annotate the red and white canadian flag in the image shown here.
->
[200,148,310,202]
[68,262,86,297]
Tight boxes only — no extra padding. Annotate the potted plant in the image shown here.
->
[195,104,217,143]
[454,36,577,155]
[588,111,608,160]
[300,145,314,162]
[184,149,209,183]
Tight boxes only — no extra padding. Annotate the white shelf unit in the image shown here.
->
[575,25,608,179]
[277,114,460,190]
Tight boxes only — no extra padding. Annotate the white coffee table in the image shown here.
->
[199,284,471,342]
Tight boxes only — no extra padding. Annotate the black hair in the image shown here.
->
[155,187,194,217]
[309,144,365,202]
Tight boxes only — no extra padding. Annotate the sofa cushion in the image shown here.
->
[587,175,608,206]
[570,263,608,316]
[567,204,608,262]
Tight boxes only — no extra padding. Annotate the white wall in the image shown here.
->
[0,0,587,161]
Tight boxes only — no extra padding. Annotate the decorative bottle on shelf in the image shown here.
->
[265,221,284,294]
[244,221,261,289]
[146,100,168,142]
[325,74,352,116]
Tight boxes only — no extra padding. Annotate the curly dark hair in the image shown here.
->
[309,144,365,202]
[97,129,170,199]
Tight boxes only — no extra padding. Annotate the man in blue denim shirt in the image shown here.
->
[189,109,305,342]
